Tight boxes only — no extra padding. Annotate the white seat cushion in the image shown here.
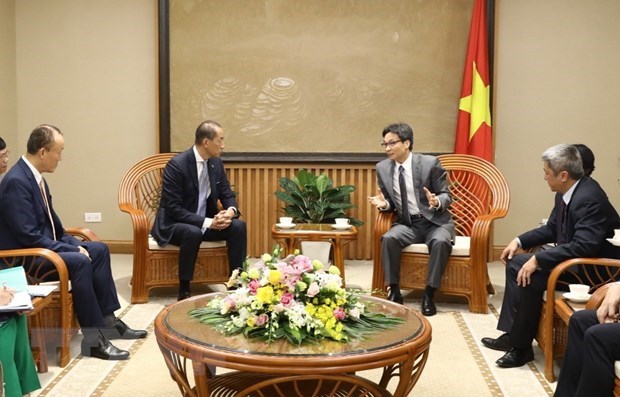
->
[615,361,620,377]
[148,236,226,251]
[402,235,470,257]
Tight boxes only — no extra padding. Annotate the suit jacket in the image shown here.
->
[151,147,238,246]
[376,153,455,239]
[519,176,620,270]
[0,158,81,252]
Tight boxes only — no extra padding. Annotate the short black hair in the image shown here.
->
[0,136,5,151]
[572,144,595,176]
[195,120,222,144]
[382,122,413,151]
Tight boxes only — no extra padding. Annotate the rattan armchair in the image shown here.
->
[536,257,620,382]
[118,153,230,303]
[371,154,510,313]
[0,231,93,368]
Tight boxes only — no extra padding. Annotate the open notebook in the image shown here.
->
[0,266,34,312]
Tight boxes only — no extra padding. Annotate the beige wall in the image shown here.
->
[0,0,17,148]
[494,0,620,245]
[13,0,157,241]
[5,0,620,247]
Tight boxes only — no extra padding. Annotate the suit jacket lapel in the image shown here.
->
[187,148,199,193]
[19,159,47,212]
[410,155,422,205]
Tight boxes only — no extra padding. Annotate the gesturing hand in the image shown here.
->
[423,187,439,209]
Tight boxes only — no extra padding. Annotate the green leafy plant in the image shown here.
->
[274,169,363,226]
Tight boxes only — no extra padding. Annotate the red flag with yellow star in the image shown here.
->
[455,0,492,162]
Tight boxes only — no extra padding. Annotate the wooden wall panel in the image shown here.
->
[225,162,378,260]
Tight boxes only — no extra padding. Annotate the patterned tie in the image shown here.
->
[39,179,57,240]
[557,200,567,245]
[196,160,211,216]
[399,165,411,226]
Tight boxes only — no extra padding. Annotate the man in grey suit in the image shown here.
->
[369,122,454,316]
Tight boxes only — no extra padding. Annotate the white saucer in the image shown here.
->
[276,223,296,229]
[607,238,620,247]
[331,224,352,230]
[563,292,591,303]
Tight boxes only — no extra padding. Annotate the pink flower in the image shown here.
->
[248,279,260,294]
[280,292,295,307]
[307,282,320,297]
[333,307,346,320]
[255,313,269,326]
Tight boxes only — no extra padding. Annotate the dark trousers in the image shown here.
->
[56,241,121,328]
[555,310,620,397]
[497,253,583,349]
[380,218,452,288]
[168,219,247,281]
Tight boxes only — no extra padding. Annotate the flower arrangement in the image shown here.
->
[188,246,403,345]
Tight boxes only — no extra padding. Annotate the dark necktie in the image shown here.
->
[399,165,411,226]
[557,200,567,244]
[196,160,211,216]
[39,179,57,240]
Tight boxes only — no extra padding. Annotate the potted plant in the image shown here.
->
[274,169,363,226]
[274,169,363,264]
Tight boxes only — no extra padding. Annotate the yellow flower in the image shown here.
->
[261,253,272,262]
[246,317,256,327]
[256,285,274,303]
[328,265,340,276]
[268,269,282,285]
[312,260,323,271]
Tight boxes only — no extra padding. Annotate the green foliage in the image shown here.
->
[274,169,364,226]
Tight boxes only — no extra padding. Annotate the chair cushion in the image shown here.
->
[616,361,620,377]
[402,235,470,256]
[148,236,226,251]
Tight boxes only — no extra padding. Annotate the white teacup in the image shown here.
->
[568,283,590,297]
[279,217,293,225]
[335,218,350,226]
[614,228,620,240]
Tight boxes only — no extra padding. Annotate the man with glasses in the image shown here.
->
[0,136,8,184]
[368,122,454,316]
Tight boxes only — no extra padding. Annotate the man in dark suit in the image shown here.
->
[0,124,147,361]
[151,120,247,301]
[554,282,620,397]
[481,143,620,368]
[368,122,455,316]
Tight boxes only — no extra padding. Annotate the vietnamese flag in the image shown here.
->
[454,0,493,162]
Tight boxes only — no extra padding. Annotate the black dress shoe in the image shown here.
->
[81,332,130,360]
[421,295,437,316]
[387,289,404,304]
[481,333,512,352]
[178,292,191,301]
[103,318,148,340]
[496,347,534,368]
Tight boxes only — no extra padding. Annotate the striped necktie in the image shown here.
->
[196,160,211,216]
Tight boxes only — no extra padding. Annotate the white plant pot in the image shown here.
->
[300,241,331,266]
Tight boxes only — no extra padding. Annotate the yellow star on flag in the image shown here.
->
[458,62,492,140]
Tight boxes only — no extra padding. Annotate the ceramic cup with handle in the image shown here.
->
[335,218,350,226]
[568,283,590,298]
[279,217,293,225]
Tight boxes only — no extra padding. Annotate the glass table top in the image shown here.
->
[163,293,423,357]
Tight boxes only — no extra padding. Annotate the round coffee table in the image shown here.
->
[155,293,431,396]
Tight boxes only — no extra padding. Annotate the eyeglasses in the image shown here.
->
[380,140,402,148]
[0,151,9,160]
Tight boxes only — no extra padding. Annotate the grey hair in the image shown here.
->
[542,144,584,180]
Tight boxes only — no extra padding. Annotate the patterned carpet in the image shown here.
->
[30,257,557,396]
